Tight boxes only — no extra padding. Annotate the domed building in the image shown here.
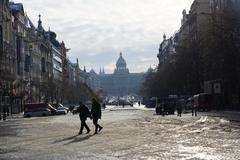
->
[114,52,129,74]
[98,53,145,96]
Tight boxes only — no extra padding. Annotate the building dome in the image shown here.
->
[114,52,129,74]
[116,52,127,68]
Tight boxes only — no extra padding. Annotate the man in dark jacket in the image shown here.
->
[91,98,103,134]
[78,102,91,135]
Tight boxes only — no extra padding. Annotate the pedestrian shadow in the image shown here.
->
[53,134,93,145]
[63,134,93,145]
[53,135,79,144]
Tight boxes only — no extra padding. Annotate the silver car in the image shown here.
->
[56,107,67,115]
[24,108,51,117]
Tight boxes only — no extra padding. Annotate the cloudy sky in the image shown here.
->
[16,0,193,73]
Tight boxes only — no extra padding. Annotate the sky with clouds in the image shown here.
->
[16,0,193,73]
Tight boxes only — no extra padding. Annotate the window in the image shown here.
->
[41,57,46,73]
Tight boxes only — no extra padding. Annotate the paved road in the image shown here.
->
[0,109,240,160]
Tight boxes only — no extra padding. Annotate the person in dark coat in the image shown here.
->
[91,98,103,134]
[102,103,106,110]
[77,102,91,135]
[176,99,183,117]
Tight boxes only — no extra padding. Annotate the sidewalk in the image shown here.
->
[0,113,23,122]
[200,110,240,123]
[133,103,240,123]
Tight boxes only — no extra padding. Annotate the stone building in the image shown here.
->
[157,0,212,70]
[98,53,145,96]
[33,15,53,103]
[24,15,41,104]
[48,30,65,103]
[157,34,177,69]
[0,0,16,116]
[0,1,94,119]
[177,0,212,46]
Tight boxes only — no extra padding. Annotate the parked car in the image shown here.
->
[143,97,157,108]
[52,103,69,113]
[193,93,212,111]
[24,108,51,117]
[24,103,57,115]
[56,107,67,115]
[155,96,177,115]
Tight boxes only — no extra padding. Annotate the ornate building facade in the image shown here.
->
[98,53,145,96]
[0,1,91,118]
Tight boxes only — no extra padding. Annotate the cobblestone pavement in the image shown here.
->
[0,109,240,160]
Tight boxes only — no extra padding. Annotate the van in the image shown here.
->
[155,97,176,115]
[193,93,212,111]
[24,103,57,115]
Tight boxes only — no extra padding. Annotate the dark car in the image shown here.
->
[155,96,177,115]
[144,97,157,108]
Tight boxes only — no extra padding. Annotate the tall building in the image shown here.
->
[0,0,17,115]
[157,34,177,69]
[98,53,145,96]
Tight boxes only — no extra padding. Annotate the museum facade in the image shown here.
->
[97,53,145,96]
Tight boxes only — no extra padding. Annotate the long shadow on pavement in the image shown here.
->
[53,135,79,143]
[53,134,93,145]
[64,135,93,145]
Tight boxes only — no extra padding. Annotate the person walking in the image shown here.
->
[102,103,106,110]
[176,99,184,117]
[77,102,91,135]
[91,98,103,134]
[192,105,197,117]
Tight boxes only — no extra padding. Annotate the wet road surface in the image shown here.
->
[0,108,240,160]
